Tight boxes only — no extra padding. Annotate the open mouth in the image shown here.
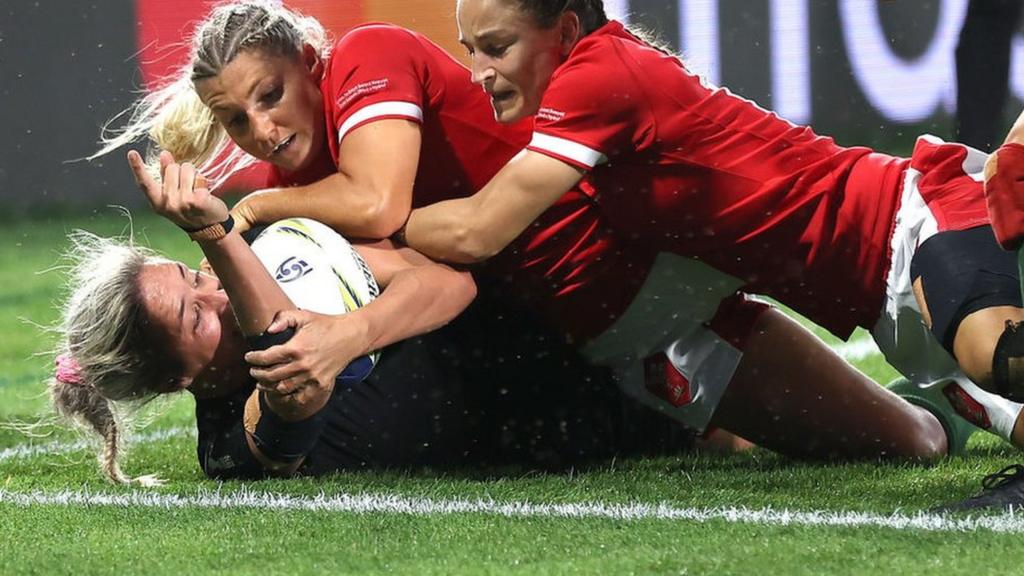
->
[490,90,515,106]
[271,134,295,157]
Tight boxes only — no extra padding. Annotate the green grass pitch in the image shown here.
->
[2,212,1024,575]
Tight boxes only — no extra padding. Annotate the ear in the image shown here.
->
[557,11,582,56]
[302,44,323,79]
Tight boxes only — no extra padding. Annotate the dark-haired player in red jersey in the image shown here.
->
[106,2,970,461]
[395,0,1024,452]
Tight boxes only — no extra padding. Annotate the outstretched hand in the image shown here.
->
[128,150,228,230]
[245,309,371,396]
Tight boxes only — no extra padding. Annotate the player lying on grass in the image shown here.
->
[95,1,1014,462]
[51,151,707,484]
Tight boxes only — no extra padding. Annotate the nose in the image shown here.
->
[249,111,276,146]
[470,55,495,87]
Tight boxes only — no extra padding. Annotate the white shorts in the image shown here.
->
[870,136,987,389]
[581,252,759,432]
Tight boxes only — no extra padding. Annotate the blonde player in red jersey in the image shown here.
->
[99,1,978,462]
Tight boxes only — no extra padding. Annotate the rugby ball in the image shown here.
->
[250,218,380,385]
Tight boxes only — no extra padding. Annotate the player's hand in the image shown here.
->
[229,198,257,236]
[260,379,332,422]
[245,309,371,396]
[226,187,276,234]
[127,149,228,231]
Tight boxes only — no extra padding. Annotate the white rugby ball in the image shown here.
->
[251,218,380,384]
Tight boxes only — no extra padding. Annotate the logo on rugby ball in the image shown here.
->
[275,256,312,283]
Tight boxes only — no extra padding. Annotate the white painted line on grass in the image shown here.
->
[1,487,1021,533]
[833,337,881,361]
[0,426,193,463]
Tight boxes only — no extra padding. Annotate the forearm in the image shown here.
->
[355,265,476,352]
[242,173,407,238]
[403,151,585,263]
[403,197,494,263]
[197,231,294,336]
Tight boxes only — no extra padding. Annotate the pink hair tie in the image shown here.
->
[55,354,84,385]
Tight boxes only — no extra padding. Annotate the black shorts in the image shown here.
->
[910,225,1021,355]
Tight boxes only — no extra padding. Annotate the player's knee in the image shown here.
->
[900,413,948,462]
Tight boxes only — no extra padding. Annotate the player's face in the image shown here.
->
[195,47,326,172]
[457,0,568,123]
[138,262,244,391]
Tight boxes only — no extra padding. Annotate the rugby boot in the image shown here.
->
[934,464,1024,512]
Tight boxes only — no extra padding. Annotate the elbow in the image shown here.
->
[360,195,410,239]
[454,273,478,311]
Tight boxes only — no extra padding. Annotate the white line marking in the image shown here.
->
[833,337,882,361]
[0,488,1020,533]
[0,426,193,462]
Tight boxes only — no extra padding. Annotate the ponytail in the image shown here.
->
[49,354,162,486]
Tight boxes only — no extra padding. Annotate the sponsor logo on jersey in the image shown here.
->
[275,256,313,283]
[537,107,565,122]
[338,78,390,109]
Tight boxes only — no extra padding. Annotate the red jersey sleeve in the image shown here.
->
[325,25,430,147]
[528,42,650,170]
[985,143,1024,250]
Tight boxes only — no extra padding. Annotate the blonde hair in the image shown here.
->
[50,230,179,485]
[90,0,330,186]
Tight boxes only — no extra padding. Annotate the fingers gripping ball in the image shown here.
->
[250,219,381,384]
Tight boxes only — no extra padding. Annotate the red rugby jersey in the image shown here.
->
[268,24,650,342]
[528,21,911,339]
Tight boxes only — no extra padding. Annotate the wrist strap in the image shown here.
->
[187,214,235,242]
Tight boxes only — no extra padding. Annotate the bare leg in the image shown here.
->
[708,308,947,461]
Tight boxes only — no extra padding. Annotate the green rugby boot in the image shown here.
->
[886,377,979,457]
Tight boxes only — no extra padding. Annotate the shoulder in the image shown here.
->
[324,23,430,87]
[547,31,645,102]
[333,23,424,54]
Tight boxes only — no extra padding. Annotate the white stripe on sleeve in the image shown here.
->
[528,132,607,168]
[337,101,424,143]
